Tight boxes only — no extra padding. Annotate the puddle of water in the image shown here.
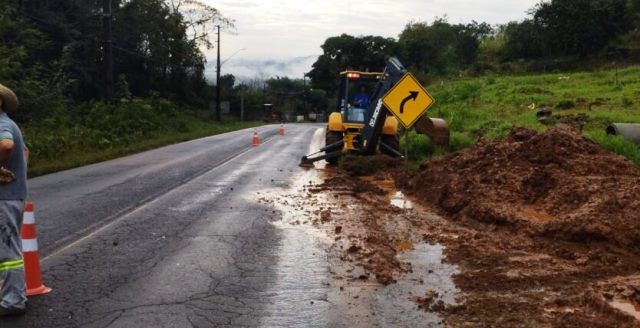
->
[609,299,640,321]
[389,191,413,210]
[369,243,459,327]
[401,243,459,306]
[259,131,337,325]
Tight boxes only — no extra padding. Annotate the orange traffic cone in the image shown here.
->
[252,129,260,146]
[21,201,51,297]
[278,124,285,136]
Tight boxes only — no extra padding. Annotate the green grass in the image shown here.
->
[585,130,640,164]
[22,98,263,177]
[403,65,640,164]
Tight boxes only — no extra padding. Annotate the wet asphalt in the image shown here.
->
[2,123,354,328]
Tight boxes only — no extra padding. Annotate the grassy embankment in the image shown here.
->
[402,65,640,167]
[23,98,262,177]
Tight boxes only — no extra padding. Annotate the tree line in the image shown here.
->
[0,0,232,122]
[309,0,640,95]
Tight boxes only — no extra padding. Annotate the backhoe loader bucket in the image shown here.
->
[299,140,345,167]
[414,116,450,147]
[299,150,343,167]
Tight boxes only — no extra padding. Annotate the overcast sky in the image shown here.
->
[202,0,540,82]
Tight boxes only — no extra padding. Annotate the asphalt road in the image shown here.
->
[3,123,357,328]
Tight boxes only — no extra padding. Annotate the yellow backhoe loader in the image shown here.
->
[300,57,450,166]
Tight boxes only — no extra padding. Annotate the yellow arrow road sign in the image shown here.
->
[382,73,435,128]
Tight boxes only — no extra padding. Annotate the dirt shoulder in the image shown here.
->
[303,125,640,327]
[261,125,640,327]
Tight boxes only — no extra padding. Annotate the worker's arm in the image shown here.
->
[0,139,14,163]
[0,130,14,164]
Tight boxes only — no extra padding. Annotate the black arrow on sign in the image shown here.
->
[399,91,419,114]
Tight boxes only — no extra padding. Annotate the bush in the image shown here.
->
[556,100,576,109]
[24,98,196,171]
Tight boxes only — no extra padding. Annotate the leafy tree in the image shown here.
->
[0,1,67,121]
[454,22,493,66]
[619,0,640,49]
[2,0,232,114]
[167,0,235,49]
[308,34,398,95]
[398,19,457,74]
[533,0,630,56]
[398,19,492,75]
[501,20,545,60]
[218,74,236,99]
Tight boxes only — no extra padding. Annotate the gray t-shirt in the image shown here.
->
[0,112,27,200]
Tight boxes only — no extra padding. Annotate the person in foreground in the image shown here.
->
[0,83,28,316]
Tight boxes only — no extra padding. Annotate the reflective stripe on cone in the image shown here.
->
[22,239,38,252]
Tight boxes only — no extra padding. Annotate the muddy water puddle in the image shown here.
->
[326,241,459,326]
[373,243,458,326]
[401,243,459,306]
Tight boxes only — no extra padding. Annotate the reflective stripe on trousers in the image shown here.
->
[0,200,27,310]
[0,259,24,272]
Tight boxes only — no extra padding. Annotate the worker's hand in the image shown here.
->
[24,146,29,165]
[0,166,15,184]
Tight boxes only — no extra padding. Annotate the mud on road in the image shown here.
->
[258,162,458,326]
[262,126,640,327]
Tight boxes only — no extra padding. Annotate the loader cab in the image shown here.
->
[337,71,383,124]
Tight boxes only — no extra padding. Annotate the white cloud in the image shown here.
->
[202,0,539,81]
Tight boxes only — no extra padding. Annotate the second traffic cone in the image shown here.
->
[21,201,52,297]
[252,129,260,146]
[278,124,285,136]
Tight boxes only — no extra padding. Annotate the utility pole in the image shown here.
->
[103,0,114,102]
[240,85,245,121]
[215,25,221,121]
[303,73,307,117]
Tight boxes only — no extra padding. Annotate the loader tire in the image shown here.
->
[381,134,400,157]
[325,131,343,164]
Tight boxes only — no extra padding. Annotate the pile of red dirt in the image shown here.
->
[400,125,640,250]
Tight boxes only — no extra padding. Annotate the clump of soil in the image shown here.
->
[340,154,401,177]
[415,290,445,312]
[557,113,592,131]
[401,125,640,251]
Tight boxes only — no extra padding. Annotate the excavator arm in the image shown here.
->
[358,57,407,155]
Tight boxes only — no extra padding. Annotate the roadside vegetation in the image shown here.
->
[401,65,640,166]
[24,97,261,176]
